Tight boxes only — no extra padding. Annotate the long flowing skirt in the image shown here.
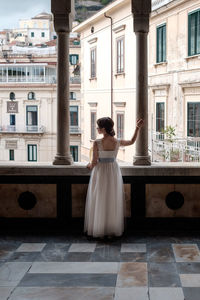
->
[84,161,124,237]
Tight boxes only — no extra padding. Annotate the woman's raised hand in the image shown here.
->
[136,118,144,129]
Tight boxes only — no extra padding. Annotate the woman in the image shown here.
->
[84,117,143,238]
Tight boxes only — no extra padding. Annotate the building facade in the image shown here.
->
[75,0,200,162]
[0,36,81,163]
[75,0,137,163]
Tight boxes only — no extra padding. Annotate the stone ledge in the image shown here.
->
[0,162,200,176]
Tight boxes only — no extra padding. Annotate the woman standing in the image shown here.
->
[84,117,143,238]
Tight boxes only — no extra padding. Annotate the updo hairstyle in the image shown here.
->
[97,117,115,136]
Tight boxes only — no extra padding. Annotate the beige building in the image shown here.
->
[74,0,200,162]
[0,36,81,163]
[74,0,137,163]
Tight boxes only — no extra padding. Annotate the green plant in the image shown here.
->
[162,125,176,143]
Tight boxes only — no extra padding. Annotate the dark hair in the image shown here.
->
[97,117,115,136]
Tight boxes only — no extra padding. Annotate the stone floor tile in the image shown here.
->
[0,250,13,261]
[9,287,115,300]
[42,243,70,251]
[64,252,92,262]
[120,253,147,262]
[8,252,39,262]
[0,262,32,286]
[121,244,146,253]
[29,262,119,274]
[91,244,121,262]
[172,244,200,262]
[183,287,200,300]
[180,274,200,287]
[176,262,200,274]
[16,243,46,252]
[148,263,181,287]
[19,273,117,287]
[114,287,148,300]
[0,241,21,251]
[0,286,15,300]
[116,262,147,287]
[149,288,184,300]
[68,243,96,253]
[147,244,174,262]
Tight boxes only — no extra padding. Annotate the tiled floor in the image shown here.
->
[0,234,200,299]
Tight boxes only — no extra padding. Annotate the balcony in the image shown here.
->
[70,76,81,85]
[70,125,81,134]
[0,125,46,134]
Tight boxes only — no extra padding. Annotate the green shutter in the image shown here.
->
[156,24,166,63]
[188,10,200,56]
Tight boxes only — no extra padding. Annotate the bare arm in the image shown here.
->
[120,118,144,147]
[87,140,98,170]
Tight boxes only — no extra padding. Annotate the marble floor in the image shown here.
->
[0,234,200,300]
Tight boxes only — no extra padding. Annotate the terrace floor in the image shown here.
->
[0,233,200,300]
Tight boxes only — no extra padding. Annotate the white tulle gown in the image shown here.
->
[84,139,124,237]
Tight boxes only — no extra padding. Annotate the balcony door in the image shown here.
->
[26,106,38,131]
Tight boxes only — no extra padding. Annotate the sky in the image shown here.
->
[0,0,51,30]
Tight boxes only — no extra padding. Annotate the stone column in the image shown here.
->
[52,0,74,165]
[132,0,151,165]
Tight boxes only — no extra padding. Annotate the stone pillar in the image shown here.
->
[52,0,74,165]
[132,0,151,165]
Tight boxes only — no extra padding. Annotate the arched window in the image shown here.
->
[28,92,35,100]
[9,92,15,100]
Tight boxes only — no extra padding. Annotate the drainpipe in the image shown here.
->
[104,13,113,119]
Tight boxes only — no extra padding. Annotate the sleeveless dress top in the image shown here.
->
[84,138,124,237]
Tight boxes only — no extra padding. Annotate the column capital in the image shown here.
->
[131,0,151,33]
[51,0,75,32]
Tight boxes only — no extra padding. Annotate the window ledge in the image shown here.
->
[89,77,97,81]
[185,54,200,61]
[115,72,125,77]
[154,61,167,67]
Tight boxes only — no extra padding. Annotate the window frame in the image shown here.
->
[31,32,34,38]
[70,105,79,126]
[188,9,200,56]
[91,111,97,140]
[156,23,167,63]
[187,102,200,137]
[9,149,14,161]
[70,145,78,162]
[27,144,37,162]
[156,102,165,133]
[28,92,35,100]
[116,36,125,74]
[116,113,124,139]
[9,92,15,100]
[90,47,97,79]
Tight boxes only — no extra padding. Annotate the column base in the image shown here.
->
[133,155,151,166]
[53,154,73,165]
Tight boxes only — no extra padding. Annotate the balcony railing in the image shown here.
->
[150,131,200,162]
[0,76,57,84]
[0,125,45,133]
[70,126,81,134]
[70,76,81,84]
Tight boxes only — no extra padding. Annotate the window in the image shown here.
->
[156,24,166,63]
[70,106,78,126]
[117,113,124,139]
[28,92,35,100]
[28,144,37,162]
[187,103,200,137]
[69,54,79,65]
[90,48,96,78]
[31,32,34,38]
[70,92,76,100]
[188,10,200,56]
[156,103,165,132]
[9,149,14,161]
[26,106,38,130]
[117,37,124,73]
[9,92,15,100]
[41,32,45,38]
[10,115,16,126]
[91,111,96,140]
[70,146,78,162]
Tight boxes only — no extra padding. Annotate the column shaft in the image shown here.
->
[53,32,73,165]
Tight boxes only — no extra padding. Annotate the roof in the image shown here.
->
[32,12,52,20]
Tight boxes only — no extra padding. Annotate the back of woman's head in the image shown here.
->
[97,117,115,136]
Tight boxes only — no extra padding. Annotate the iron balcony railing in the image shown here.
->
[0,125,45,133]
[70,76,81,84]
[70,126,81,134]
